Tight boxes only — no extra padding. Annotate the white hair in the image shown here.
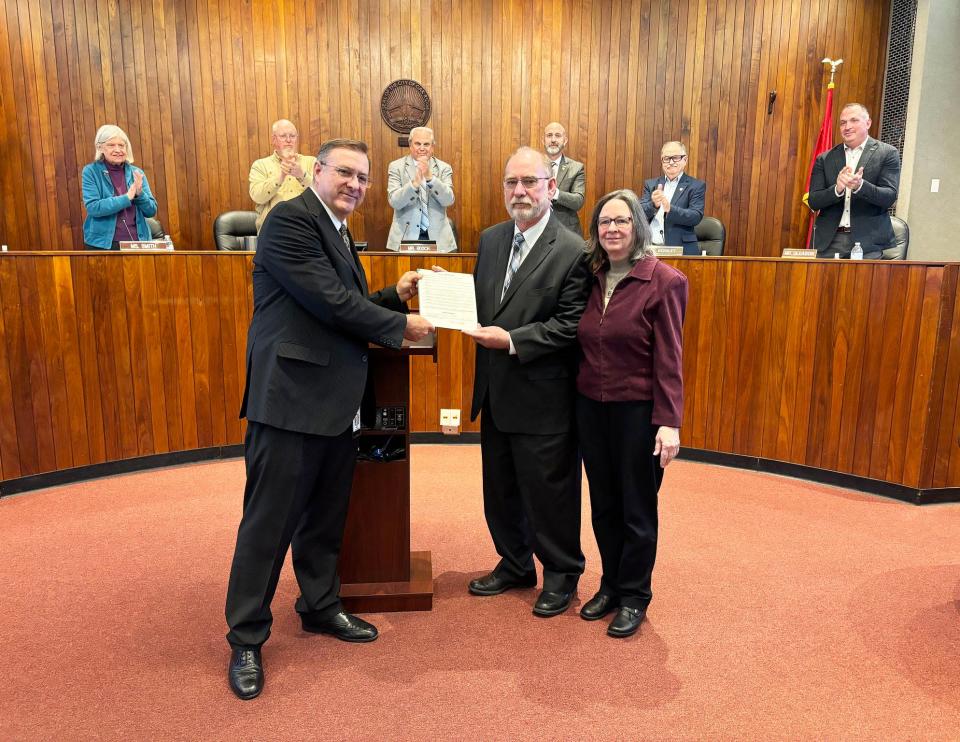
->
[94,125,134,163]
[409,126,434,142]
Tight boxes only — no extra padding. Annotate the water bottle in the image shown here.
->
[163,233,174,251]
[850,241,863,260]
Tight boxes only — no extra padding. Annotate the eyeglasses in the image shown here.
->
[502,176,551,190]
[320,162,371,187]
[275,133,298,141]
[598,217,633,229]
[661,155,687,165]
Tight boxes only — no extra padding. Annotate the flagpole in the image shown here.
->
[802,58,843,248]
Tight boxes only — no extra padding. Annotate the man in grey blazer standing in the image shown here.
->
[544,122,586,237]
[464,146,591,619]
[385,126,457,251]
[808,103,900,258]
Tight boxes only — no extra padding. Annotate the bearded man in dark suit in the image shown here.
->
[464,146,591,619]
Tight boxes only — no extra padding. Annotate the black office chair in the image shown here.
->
[213,211,258,251]
[883,216,909,260]
[145,217,163,240]
[694,216,726,256]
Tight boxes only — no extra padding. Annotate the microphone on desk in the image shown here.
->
[809,219,817,251]
[120,216,136,242]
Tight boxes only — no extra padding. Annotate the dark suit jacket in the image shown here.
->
[552,156,586,237]
[240,188,407,436]
[808,137,900,255]
[470,213,591,435]
[639,173,706,255]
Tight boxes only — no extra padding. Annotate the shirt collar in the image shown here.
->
[514,208,551,249]
[844,139,867,153]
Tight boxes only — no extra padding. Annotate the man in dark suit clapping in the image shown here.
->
[808,103,900,258]
[224,139,433,700]
[639,141,706,255]
[464,146,591,619]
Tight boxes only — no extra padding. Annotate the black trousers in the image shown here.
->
[576,396,663,610]
[480,405,584,593]
[225,420,357,649]
[85,241,121,250]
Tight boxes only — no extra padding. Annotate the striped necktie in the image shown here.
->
[501,232,525,301]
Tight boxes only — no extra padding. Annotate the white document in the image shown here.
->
[416,270,478,331]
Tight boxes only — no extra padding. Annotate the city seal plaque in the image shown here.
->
[380,79,431,134]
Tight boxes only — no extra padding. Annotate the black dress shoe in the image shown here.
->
[468,571,537,596]
[228,647,263,700]
[580,592,619,621]
[607,606,646,637]
[532,590,574,617]
[301,611,379,642]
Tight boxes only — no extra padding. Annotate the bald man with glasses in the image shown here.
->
[639,141,706,255]
[249,119,317,232]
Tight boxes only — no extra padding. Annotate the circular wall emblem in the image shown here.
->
[380,79,431,133]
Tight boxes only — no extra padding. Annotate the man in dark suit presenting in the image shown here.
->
[464,146,591,618]
[639,141,706,255]
[808,103,900,258]
[224,139,433,700]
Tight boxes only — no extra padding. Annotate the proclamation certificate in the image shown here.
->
[416,270,478,331]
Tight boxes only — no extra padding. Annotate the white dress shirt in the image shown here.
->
[649,176,681,245]
[837,142,866,229]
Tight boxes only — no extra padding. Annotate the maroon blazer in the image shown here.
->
[576,257,688,427]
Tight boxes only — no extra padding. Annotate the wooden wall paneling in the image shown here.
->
[681,259,709,451]
[184,255,214,447]
[202,254,229,446]
[215,252,242,443]
[849,264,889,477]
[120,252,156,455]
[0,1,896,252]
[787,262,824,465]
[167,255,200,449]
[0,259,22,479]
[701,260,731,452]
[803,264,841,470]
[932,268,960,488]
[816,263,854,472]
[865,265,907,481]
[769,262,810,463]
[716,261,748,453]
[16,258,58,473]
[904,266,949,488]
[832,264,873,474]
[69,257,107,464]
[884,266,927,484]
[757,261,796,460]
[135,255,171,454]
[152,254,185,451]
[104,255,139,459]
[675,259,700,447]
[33,257,75,471]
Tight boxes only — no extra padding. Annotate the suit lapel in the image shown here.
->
[302,189,364,287]
[855,137,879,174]
[495,217,556,316]
[555,157,567,188]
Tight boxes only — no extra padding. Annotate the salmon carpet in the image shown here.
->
[1,445,959,740]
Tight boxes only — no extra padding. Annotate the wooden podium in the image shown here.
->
[337,336,436,612]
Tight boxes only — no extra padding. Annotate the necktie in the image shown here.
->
[501,232,525,301]
[339,224,361,271]
[418,184,430,235]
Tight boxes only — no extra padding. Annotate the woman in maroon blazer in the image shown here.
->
[576,188,688,638]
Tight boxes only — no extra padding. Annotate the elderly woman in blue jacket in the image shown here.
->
[81,125,158,249]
